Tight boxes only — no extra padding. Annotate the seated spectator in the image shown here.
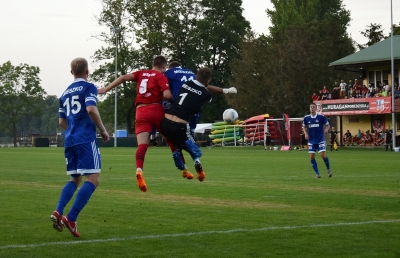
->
[375,132,385,146]
[321,86,330,100]
[312,92,319,101]
[354,129,365,145]
[350,88,357,98]
[365,130,373,145]
[374,89,383,97]
[343,130,352,146]
[394,86,400,99]
[362,85,368,98]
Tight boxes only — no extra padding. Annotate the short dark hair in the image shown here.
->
[70,57,88,76]
[168,61,181,69]
[196,67,212,84]
[152,55,167,69]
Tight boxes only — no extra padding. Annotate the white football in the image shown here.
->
[223,108,239,123]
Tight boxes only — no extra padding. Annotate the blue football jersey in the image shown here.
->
[59,78,98,147]
[302,114,329,144]
[164,67,196,99]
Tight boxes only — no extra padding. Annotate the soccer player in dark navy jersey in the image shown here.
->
[161,67,214,182]
[163,61,237,179]
[51,57,109,237]
[302,103,332,178]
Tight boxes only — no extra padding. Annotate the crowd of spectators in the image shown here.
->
[342,128,392,147]
[311,79,399,101]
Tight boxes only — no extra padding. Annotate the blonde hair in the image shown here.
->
[70,57,88,76]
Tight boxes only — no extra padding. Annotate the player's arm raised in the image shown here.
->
[98,73,135,94]
[207,85,237,94]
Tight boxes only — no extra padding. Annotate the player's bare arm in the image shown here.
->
[324,124,330,134]
[58,118,68,131]
[98,73,135,94]
[163,89,173,101]
[87,106,110,143]
[303,126,309,140]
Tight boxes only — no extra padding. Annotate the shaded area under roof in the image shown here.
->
[329,36,400,70]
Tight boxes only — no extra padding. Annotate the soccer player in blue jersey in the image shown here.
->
[163,61,237,179]
[50,57,110,237]
[302,103,332,178]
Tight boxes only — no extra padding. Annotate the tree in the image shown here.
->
[93,0,250,124]
[0,61,46,146]
[193,0,250,121]
[358,23,385,50]
[228,0,354,118]
[91,0,143,134]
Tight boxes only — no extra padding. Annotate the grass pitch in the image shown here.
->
[0,146,399,257]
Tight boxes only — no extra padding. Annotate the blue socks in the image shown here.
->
[323,156,330,170]
[311,159,319,174]
[67,181,97,222]
[56,181,78,215]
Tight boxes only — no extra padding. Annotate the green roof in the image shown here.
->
[329,35,400,67]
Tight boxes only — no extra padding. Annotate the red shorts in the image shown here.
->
[135,104,165,134]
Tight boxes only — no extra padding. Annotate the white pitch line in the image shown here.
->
[1,219,399,250]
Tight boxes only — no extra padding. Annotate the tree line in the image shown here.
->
[1,0,399,144]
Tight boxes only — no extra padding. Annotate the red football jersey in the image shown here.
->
[132,70,169,106]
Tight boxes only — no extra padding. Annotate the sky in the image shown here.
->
[0,0,399,96]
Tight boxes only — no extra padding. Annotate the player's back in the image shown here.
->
[59,79,97,147]
[167,80,212,122]
[133,69,169,106]
[164,67,196,99]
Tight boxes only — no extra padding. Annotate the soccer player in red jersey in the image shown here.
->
[98,55,172,192]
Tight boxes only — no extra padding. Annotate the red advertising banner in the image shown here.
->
[314,97,392,116]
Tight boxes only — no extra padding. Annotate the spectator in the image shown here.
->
[362,85,368,98]
[384,82,390,94]
[331,81,340,99]
[377,82,383,91]
[382,88,388,97]
[375,131,385,146]
[343,130,352,146]
[348,79,353,97]
[312,92,319,101]
[339,80,347,99]
[365,130,373,145]
[354,79,361,97]
[394,86,400,99]
[350,88,357,98]
[321,86,330,100]
[354,129,365,145]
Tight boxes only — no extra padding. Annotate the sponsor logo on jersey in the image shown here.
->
[174,70,194,75]
[182,84,202,95]
[308,124,320,128]
[142,72,156,77]
[62,86,83,96]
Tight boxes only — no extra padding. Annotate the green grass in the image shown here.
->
[0,146,399,257]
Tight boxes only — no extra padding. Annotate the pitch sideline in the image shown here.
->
[1,219,399,250]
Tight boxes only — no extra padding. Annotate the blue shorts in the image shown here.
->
[65,140,101,175]
[308,141,326,153]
